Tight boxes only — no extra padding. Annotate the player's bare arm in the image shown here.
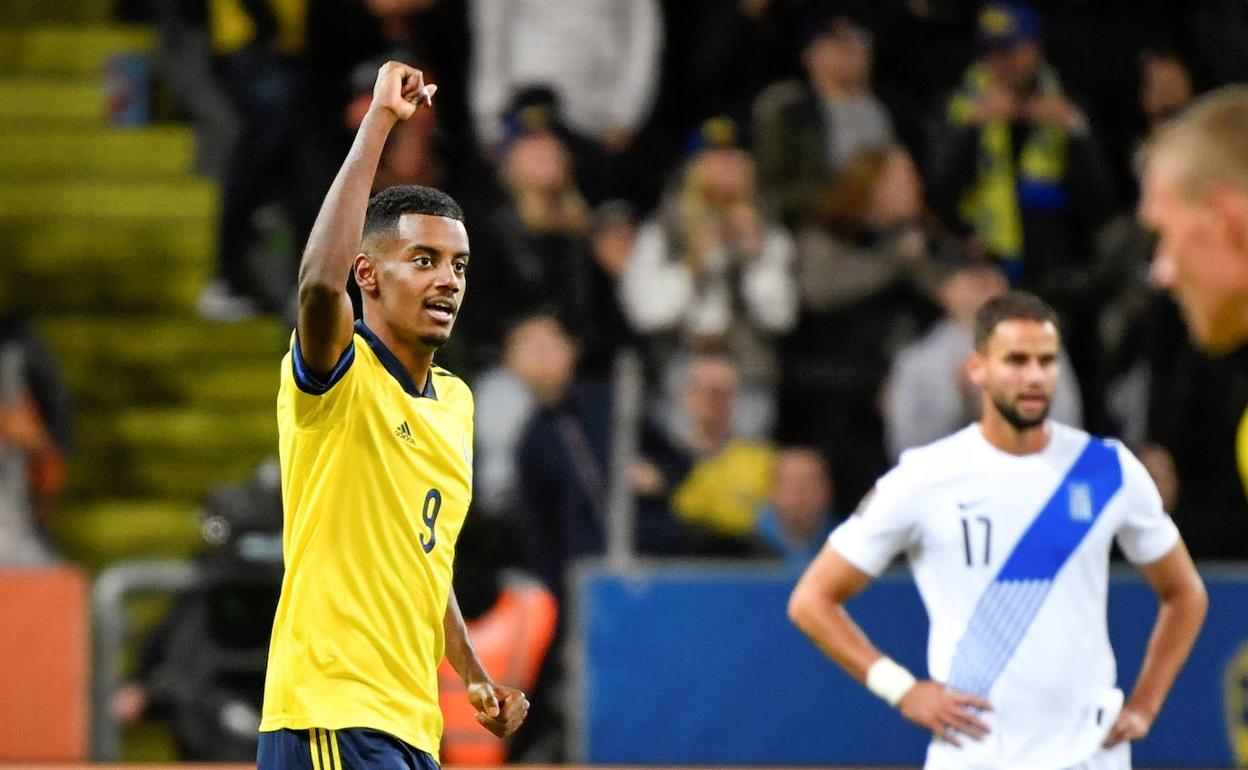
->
[442,587,530,738]
[789,544,991,747]
[1104,540,1207,748]
[296,61,436,375]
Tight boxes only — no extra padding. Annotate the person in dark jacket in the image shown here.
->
[926,1,1116,421]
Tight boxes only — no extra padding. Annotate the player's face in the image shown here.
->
[1141,158,1248,354]
[970,319,1060,431]
[369,213,470,350]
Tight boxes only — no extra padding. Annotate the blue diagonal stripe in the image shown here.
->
[946,438,1122,696]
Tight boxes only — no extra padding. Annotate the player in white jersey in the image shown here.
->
[789,291,1207,770]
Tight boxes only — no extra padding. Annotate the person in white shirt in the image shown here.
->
[789,291,1207,770]
[468,0,662,150]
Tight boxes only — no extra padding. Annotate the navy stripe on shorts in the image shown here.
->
[258,727,440,770]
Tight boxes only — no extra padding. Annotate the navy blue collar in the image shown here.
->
[354,320,437,399]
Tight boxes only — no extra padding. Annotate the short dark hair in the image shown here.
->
[973,290,1059,350]
[362,185,464,243]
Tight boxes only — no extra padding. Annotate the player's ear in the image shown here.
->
[354,253,378,295]
[1212,184,1248,255]
[966,349,986,388]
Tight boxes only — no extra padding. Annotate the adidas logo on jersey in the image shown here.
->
[394,420,416,447]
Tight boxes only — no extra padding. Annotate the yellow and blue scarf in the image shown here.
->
[948,63,1069,267]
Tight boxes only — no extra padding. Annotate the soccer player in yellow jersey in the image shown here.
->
[1139,86,1248,503]
[257,61,529,770]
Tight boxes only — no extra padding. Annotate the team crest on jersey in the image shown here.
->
[1068,482,1093,521]
[1225,640,1248,766]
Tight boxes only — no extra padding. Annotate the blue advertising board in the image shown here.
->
[574,563,1248,766]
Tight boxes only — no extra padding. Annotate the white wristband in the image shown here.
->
[866,657,917,707]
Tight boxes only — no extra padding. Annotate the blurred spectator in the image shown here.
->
[343,57,446,191]
[755,446,838,567]
[656,0,804,144]
[777,145,935,506]
[511,316,683,597]
[468,0,662,153]
[142,0,239,181]
[928,1,1115,280]
[350,0,471,142]
[754,9,894,227]
[0,313,72,567]
[198,0,334,321]
[621,117,797,439]
[473,315,576,522]
[479,86,619,206]
[884,257,1083,461]
[108,461,283,760]
[465,122,627,373]
[1138,50,1195,138]
[666,353,776,552]
[927,1,1115,421]
[870,0,978,165]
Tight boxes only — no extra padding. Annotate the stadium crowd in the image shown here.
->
[134,0,1248,557]
[50,0,1248,763]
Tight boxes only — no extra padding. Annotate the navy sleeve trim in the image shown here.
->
[292,334,356,396]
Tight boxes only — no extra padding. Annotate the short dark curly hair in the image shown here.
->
[973,291,1060,350]
[362,185,464,244]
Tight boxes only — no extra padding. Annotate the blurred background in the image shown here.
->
[0,0,1247,766]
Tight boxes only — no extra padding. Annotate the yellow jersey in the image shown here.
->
[1238,404,1248,503]
[260,320,474,759]
[672,440,776,537]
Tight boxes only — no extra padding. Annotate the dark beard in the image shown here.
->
[991,393,1049,432]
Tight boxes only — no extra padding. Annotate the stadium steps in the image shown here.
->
[0,76,108,123]
[0,178,218,219]
[67,406,278,500]
[50,498,203,571]
[0,24,154,75]
[0,127,196,178]
[0,15,283,572]
[0,4,288,760]
[0,0,116,25]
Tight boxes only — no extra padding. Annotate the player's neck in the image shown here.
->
[977,415,1051,456]
[365,316,435,393]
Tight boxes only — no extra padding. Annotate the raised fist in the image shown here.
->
[372,61,436,121]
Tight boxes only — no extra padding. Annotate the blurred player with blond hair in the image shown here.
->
[1139,85,1248,500]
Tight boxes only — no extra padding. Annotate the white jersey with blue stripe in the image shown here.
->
[830,422,1179,770]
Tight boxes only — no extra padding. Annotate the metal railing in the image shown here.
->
[90,559,202,761]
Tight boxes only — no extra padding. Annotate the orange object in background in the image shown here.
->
[0,567,89,761]
[438,578,558,765]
